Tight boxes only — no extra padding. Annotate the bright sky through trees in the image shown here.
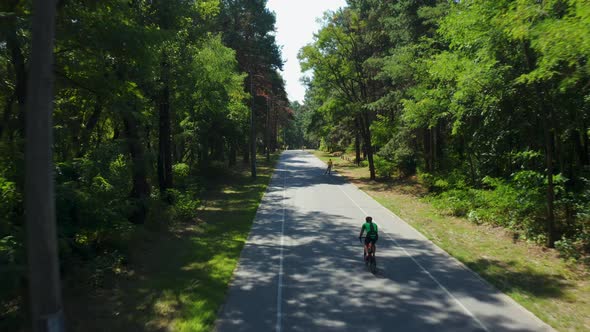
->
[267,0,347,102]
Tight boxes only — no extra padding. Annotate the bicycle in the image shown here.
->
[360,236,377,274]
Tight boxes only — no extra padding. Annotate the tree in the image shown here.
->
[299,8,379,179]
[25,0,64,330]
[218,0,283,177]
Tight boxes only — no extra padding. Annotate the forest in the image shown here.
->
[298,0,590,259]
[1,0,293,328]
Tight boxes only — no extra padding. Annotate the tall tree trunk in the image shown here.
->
[555,129,565,175]
[581,124,589,166]
[431,126,437,172]
[423,128,432,172]
[77,98,102,157]
[175,137,184,164]
[266,97,270,161]
[0,93,16,139]
[7,15,27,139]
[273,104,279,151]
[523,41,557,247]
[229,139,237,166]
[201,138,209,168]
[249,73,257,178]
[123,112,150,225]
[468,154,477,186]
[214,137,225,161]
[25,0,65,330]
[543,114,557,247]
[355,116,361,165]
[243,140,249,164]
[158,54,173,194]
[436,122,445,171]
[360,111,375,180]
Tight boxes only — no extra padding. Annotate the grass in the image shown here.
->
[60,155,280,332]
[314,150,590,332]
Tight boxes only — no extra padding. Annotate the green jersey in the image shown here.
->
[362,222,378,239]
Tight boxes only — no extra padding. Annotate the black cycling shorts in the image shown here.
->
[364,237,377,246]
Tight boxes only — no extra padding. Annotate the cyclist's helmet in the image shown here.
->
[366,216,373,223]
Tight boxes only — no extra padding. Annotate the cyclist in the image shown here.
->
[359,216,378,260]
[325,159,333,175]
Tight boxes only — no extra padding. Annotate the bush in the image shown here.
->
[374,155,395,178]
[0,177,21,232]
[377,135,416,177]
[167,188,201,222]
[429,172,549,242]
[418,172,436,190]
[54,152,134,266]
[173,163,190,188]
[0,235,19,266]
[431,189,474,217]
[434,178,450,191]
[555,237,583,261]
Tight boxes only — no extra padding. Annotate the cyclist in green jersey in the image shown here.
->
[358,216,379,259]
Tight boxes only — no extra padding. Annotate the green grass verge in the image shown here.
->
[63,155,280,332]
[314,150,590,332]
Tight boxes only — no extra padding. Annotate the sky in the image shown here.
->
[266,0,347,103]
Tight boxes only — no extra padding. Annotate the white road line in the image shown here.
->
[335,183,490,332]
[276,161,287,332]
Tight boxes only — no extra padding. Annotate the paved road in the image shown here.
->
[215,151,554,332]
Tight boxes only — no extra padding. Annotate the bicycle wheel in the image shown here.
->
[369,255,377,274]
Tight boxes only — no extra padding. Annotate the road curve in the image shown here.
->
[215,151,553,332]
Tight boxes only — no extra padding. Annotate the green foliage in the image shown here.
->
[58,159,129,260]
[431,189,474,217]
[554,236,586,261]
[370,115,395,148]
[301,0,590,258]
[172,163,190,187]
[377,131,417,177]
[417,172,436,190]
[0,235,19,266]
[167,188,201,223]
[373,155,396,178]
[299,7,380,178]
[0,177,21,231]
[430,171,549,243]
[55,152,131,225]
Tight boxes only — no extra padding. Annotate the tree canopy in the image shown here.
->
[300,0,590,252]
[0,1,291,328]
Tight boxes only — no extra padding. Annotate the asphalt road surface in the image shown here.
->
[215,151,554,332]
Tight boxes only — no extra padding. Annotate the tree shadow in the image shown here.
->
[217,151,557,332]
[62,158,282,331]
[217,203,558,331]
[463,258,568,299]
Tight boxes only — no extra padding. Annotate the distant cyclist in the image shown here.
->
[325,159,333,175]
[359,216,378,259]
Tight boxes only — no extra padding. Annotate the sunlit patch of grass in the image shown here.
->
[312,150,590,331]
